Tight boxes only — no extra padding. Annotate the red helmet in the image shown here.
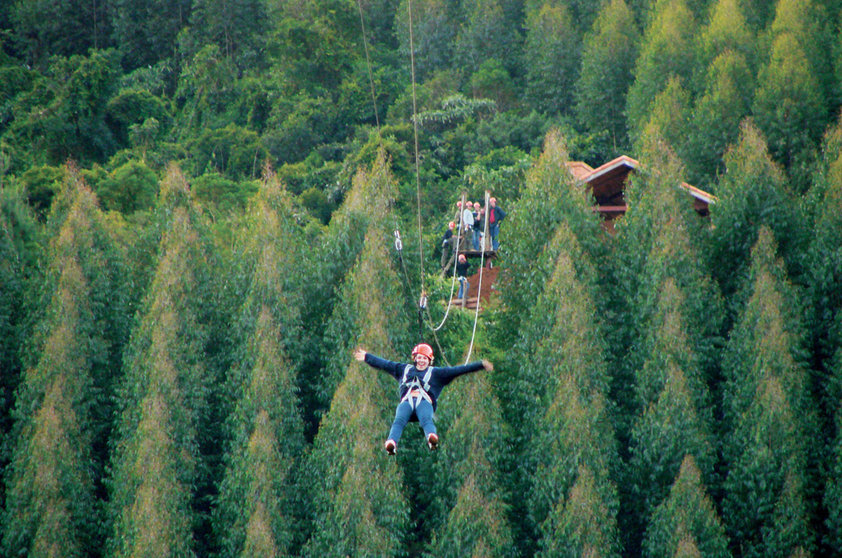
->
[412,343,434,361]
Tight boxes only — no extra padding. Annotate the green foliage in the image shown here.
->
[18,164,63,218]
[686,51,754,186]
[696,0,756,73]
[189,0,269,72]
[523,2,580,116]
[94,159,159,214]
[575,0,639,154]
[271,0,360,92]
[752,32,827,190]
[395,0,457,82]
[5,3,842,554]
[804,118,842,422]
[635,76,692,161]
[428,373,514,557]
[107,166,213,557]
[213,309,303,557]
[0,185,40,476]
[455,0,522,78]
[186,123,267,180]
[9,0,112,69]
[192,172,258,212]
[111,0,192,71]
[469,58,516,112]
[626,0,699,145]
[720,228,816,557]
[105,89,171,147]
[642,455,731,558]
[497,130,604,346]
[538,465,621,558]
[3,169,129,557]
[825,413,842,553]
[301,236,410,555]
[706,120,804,300]
[8,50,120,167]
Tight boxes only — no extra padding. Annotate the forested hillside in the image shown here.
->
[3,0,842,556]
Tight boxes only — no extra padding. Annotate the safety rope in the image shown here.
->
[430,194,465,331]
[464,191,491,362]
[407,0,426,303]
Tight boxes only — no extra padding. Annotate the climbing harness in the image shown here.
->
[400,364,434,410]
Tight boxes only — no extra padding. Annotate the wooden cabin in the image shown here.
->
[567,155,717,233]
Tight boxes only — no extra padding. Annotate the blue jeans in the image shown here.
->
[489,222,500,250]
[457,276,469,299]
[388,399,436,443]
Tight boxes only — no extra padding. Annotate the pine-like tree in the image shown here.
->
[212,169,307,556]
[686,51,754,186]
[3,169,128,557]
[317,165,412,413]
[523,2,580,116]
[611,134,723,443]
[642,455,731,558]
[696,0,756,73]
[626,0,699,145]
[538,465,621,558]
[497,130,605,349]
[574,0,639,153]
[635,76,692,163]
[301,192,411,555]
[803,117,842,424]
[299,151,401,417]
[106,166,211,558]
[427,372,514,557]
[720,228,816,557]
[0,185,40,510]
[752,32,827,189]
[213,307,304,556]
[706,120,803,301]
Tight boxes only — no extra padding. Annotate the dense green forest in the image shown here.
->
[3,0,842,556]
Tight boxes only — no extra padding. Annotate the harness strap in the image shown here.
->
[400,364,434,409]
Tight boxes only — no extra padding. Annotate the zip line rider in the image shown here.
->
[353,344,493,455]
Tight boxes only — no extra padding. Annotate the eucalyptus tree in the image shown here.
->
[3,167,128,557]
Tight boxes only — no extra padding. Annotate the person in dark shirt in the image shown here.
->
[488,197,506,251]
[456,254,470,300]
[440,221,457,275]
[353,343,493,454]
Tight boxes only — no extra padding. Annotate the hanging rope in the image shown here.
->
[464,191,492,362]
[429,194,466,331]
[407,0,426,303]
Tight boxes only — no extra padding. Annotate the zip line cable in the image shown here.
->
[407,0,426,302]
[356,0,481,364]
[356,0,381,131]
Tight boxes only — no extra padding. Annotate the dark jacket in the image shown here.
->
[489,205,506,224]
[363,353,484,410]
[456,259,470,278]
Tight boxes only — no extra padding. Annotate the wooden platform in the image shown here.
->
[449,266,500,310]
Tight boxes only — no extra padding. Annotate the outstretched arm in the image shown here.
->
[436,359,493,383]
[352,347,402,379]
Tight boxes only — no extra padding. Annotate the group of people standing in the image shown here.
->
[440,196,506,300]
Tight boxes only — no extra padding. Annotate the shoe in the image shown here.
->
[427,433,439,450]
[384,439,396,455]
